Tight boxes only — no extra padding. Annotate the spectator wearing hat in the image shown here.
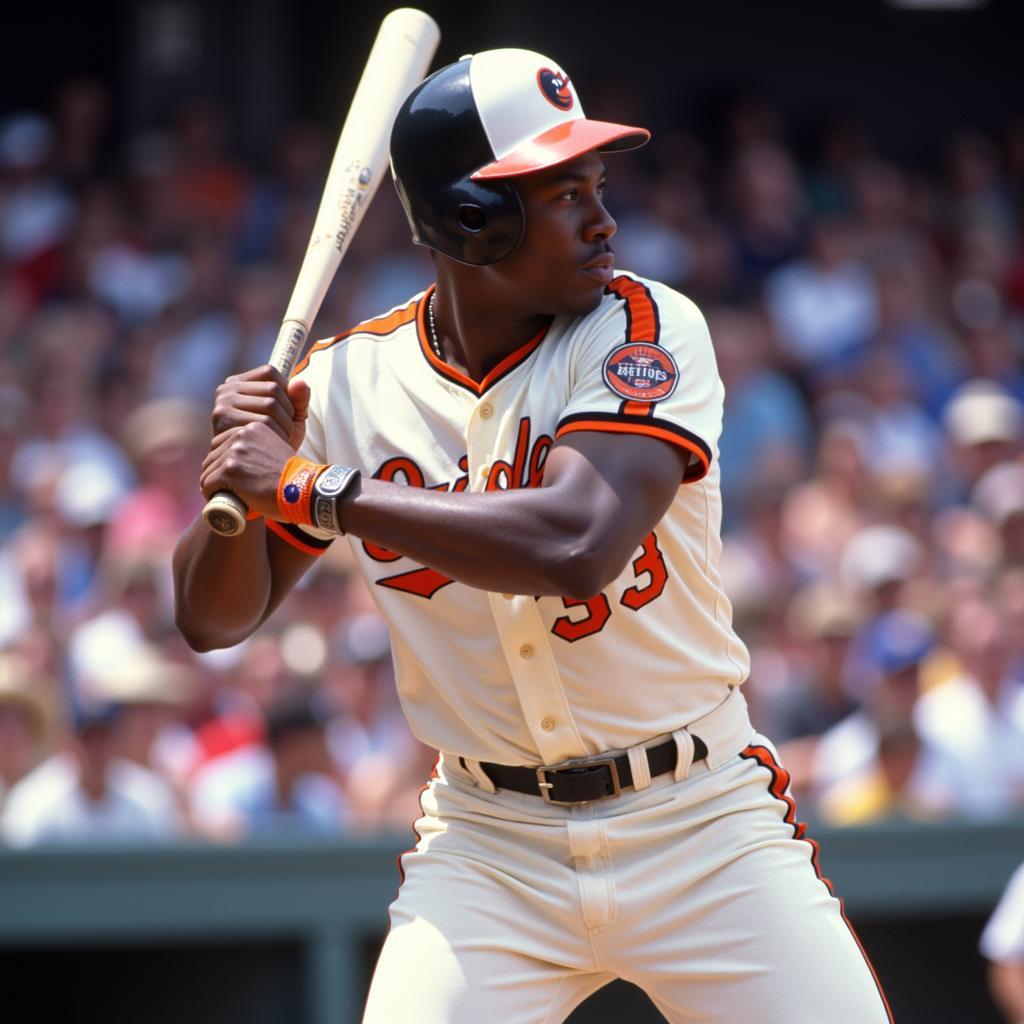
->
[981,861,1024,1024]
[765,585,865,793]
[1,698,183,846]
[0,653,53,807]
[188,689,351,840]
[973,462,1024,567]
[943,380,1023,499]
[107,397,208,560]
[839,523,925,617]
[810,610,950,825]
[914,597,1024,819]
[88,643,198,791]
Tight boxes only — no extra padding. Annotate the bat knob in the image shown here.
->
[203,491,249,537]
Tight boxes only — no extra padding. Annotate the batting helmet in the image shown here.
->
[390,48,650,266]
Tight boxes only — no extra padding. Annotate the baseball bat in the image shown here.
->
[202,8,441,537]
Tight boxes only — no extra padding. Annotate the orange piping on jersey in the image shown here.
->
[740,745,895,1024]
[607,275,661,344]
[291,296,420,376]
[417,285,551,396]
[622,400,654,418]
[391,756,440,918]
[555,419,710,482]
[264,517,329,556]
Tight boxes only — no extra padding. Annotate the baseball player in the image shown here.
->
[174,49,893,1023]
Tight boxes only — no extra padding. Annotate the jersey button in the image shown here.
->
[519,644,534,660]
[479,403,493,419]
[541,716,555,732]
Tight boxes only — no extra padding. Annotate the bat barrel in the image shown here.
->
[201,8,440,538]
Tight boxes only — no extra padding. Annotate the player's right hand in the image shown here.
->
[210,365,310,451]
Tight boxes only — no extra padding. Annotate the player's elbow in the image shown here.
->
[173,605,254,653]
[551,536,629,601]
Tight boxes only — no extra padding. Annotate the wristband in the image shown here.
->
[311,465,361,535]
[276,456,327,526]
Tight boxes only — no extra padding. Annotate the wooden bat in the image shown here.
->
[202,7,440,536]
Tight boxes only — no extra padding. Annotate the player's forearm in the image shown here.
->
[342,476,630,598]
[172,517,275,651]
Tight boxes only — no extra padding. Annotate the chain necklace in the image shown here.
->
[427,292,444,361]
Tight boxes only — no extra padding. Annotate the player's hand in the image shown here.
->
[198,420,296,519]
[210,365,310,451]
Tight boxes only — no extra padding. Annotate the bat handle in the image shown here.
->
[203,490,250,537]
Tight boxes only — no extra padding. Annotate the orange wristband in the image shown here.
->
[276,456,327,526]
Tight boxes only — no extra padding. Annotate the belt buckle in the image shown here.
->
[535,756,621,805]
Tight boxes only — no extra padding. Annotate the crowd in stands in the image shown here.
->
[0,76,1022,846]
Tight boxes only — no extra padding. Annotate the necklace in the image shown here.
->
[427,292,444,361]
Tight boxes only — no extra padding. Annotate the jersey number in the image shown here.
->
[550,531,668,643]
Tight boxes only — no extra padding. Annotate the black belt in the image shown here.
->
[466,734,709,805]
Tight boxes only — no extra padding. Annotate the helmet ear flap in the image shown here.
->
[389,58,525,265]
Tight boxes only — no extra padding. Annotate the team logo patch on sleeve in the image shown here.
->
[602,343,679,402]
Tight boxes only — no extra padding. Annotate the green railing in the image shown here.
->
[2,818,1022,1023]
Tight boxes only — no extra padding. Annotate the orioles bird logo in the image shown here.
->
[537,68,574,111]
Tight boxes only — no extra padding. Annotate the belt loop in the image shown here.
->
[461,756,497,793]
[627,744,652,791]
[672,729,696,782]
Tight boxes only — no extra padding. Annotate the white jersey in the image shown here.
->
[275,272,750,766]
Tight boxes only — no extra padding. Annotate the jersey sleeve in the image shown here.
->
[262,357,336,557]
[555,276,723,483]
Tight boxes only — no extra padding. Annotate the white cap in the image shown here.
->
[943,380,1024,447]
[466,49,648,180]
[972,461,1024,525]
[840,524,923,592]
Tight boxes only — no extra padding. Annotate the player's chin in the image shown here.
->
[558,280,607,318]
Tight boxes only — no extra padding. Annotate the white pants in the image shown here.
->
[363,701,892,1023]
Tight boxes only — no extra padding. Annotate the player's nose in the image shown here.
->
[584,195,616,243]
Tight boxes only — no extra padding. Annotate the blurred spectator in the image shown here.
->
[780,418,872,580]
[811,610,950,825]
[981,862,1024,1024]
[839,524,924,617]
[943,380,1024,498]
[726,141,804,287]
[1,700,183,846]
[0,112,74,293]
[3,77,1024,842]
[189,689,351,840]
[106,396,208,558]
[972,462,1024,566]
[915,598,1024,819]
[765,215,878,382]
[67,550,176,698]
[766,582,861,727]
[710,306,811,521]
[327,613,435,831]
[87,643,197,780]
[0,653,54,806]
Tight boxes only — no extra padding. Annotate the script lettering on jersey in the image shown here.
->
[365,418,553,598]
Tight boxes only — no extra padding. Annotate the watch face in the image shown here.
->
[317,466,350,497]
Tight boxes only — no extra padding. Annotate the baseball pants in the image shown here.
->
[363,690,893,1023]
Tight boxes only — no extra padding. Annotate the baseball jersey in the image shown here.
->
[272,272,750,766]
